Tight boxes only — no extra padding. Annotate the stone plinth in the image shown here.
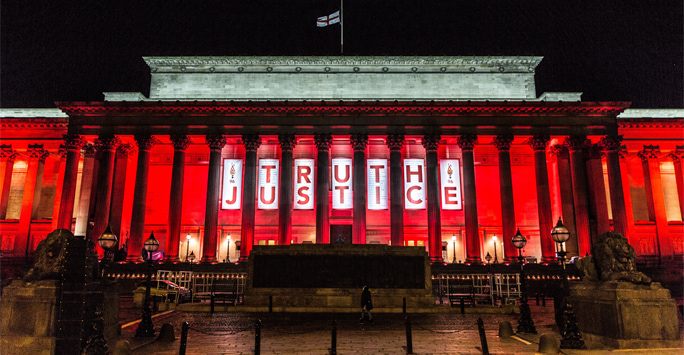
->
[570,281,680,349]
[1,280,60,355]
[244,244,434,310]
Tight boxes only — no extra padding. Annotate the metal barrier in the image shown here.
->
[434,273,521,306]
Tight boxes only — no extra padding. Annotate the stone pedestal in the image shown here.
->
[570,281,680,349]
[1,280,60,355]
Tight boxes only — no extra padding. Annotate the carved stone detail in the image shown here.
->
[599,135,623,152]
[0,145,17,163]
[278,134,297,151]
[206,134,227,151]
[457,134,478,151]
[134,134,159,151]
[314,133,332,151]
[170,134,192,151]
[386,134,404,151]
[421,134,441,151]
[82,143,97,158]
[27,144,49,162]
[565,135,588,151]
[95,135,121,151]
[550,144,569,159]
[350,134,368,151]
[62,134,86,150]
[493,135,513,151]
[638,145,660,161]
[241,134,261,152]
[116,143,136,157]
[528,135,550,152]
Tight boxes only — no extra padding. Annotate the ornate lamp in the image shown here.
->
[485,252,492,264]
[551,217,570,264]
[512,228,536,333]
[98,225,118,254]
[451,234,457,264]
[187,251,196,263]
[136,232,159,338]
[492,235,499,263]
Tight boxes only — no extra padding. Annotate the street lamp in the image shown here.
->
[226,234,231,262]
[451,234,457,264]
[136,232,159,338]
[187,251,195,263]
[98,225,118,263]
[492,235,499,263]
[485,252,492,264]
[512,229,536,333]
[185,234,191,262]
[550,218,586,349]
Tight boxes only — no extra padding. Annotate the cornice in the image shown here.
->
[617,118,684,129]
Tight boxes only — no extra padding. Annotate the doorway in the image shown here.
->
[330,225,352,244]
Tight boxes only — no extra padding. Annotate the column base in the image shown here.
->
[200,256,217,264]
[430,256,444,264]
[541,257,559,264]
[466,257,482,264]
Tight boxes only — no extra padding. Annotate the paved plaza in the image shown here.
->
[117,300,683,355]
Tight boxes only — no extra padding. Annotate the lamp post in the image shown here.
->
[512,229,536,333]
[485,252,492,264]
[97,225,118,276]
[226,234,231,262]
[185,233,191,262]
[492,235,498,263]
[550,218,586,349]
[136,232,159,338]
[451,234,457,264]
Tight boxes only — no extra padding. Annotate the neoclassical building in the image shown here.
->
[0,56,682,264]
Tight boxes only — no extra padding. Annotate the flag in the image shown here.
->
[317,11,340,27]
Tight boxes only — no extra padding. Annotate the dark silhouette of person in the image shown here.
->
[360,286,373,323]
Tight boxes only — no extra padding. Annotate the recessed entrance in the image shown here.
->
[330,225,352,244]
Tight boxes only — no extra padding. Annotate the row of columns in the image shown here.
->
[7,133,681,262]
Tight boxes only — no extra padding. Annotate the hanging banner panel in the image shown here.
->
[403,158,426,210]
[332,158,353,209]
[367,159,388,210]
[294,159,315,210]
[258,159,279,210]
[221,159,243,210]
[440,159,462,210]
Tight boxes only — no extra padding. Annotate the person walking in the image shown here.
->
[360,286,373,324]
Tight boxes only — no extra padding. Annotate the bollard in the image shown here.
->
[477,317,489,355]
[269,295,273,313]
[403,297,407,314]
[460,297,465,314]
[255,319,262,355]
[330,319,337,355]
[405,316,413,354]
[179,322,188,355]
[210,293,215,313]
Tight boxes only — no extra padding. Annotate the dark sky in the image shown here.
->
[2,1,682,108]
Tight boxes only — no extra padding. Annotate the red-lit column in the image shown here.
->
[585,143,610,237]
[387,134,405,246]
[91,135,120,246]
[0,146,17,219]
[422,134,442,263]
[74,144,96,237]
[458,134,481,263]
[565,136,592,255]
[18,145,49,255]
[167,134,191,261]
[668,146,684,220]
[109,143,134,237]
[278,134,296,245]
[315,134,332,244]
[618,148,636,245]
[493,135,517,262]
[528,135,556,263]
[51,146,67,231]
[600,135,629,238]
[240,134,261,260]
[638,146,673,259]
[127,135,159,261]
[351,134,368,244]
[550,144,578,256]
[201,134,226,263]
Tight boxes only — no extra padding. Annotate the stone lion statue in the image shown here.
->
[23,229,78,282]
[576,231,651,285]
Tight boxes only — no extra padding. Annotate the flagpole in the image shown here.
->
[340,0,344,54]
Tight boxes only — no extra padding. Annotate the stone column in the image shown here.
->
[550,144,579,257]
[166,134,191,261]
[240,134,261,260]
[91,135,120,246]
[278,134,296,245]
[74,144,96,237]
[56,134,86,230]
[350,134,368,245]
[315,134,332,244]
[18,145,49,254]
[51,146,67,231]
[565,136,592,255]
[668,146,684,220]
[493,135,518,262]
[0,146,17,219]
[458,134,481,263]
[528,135,556,263]
[422,134,442,263]
[600,135,630,238]
[109,143,134,237]
[618,148,637,245]
[638,146,672,258]
[201,134,226,263]
[387,134,405,246]
[584,142,610,237]
[127,135,158,261]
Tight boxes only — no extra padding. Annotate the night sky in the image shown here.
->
[2,1,682,108]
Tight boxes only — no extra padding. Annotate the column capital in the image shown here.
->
[63,134,86,150]
[599,135,623,152]
[583,143,604,160]
[422,134,441,151]
[134,134,159,151]
[27,144,49,162]
[493,134,514,151]
[638,145,661,161]
[618,146,628,160]
[170,134,192,151]
[550,144,569,159]
[206,134,227,151]
[386,134,405,151]
[528,135,550,152]
[564,135,587,151]
[350,133,368,151]
[82,143,97,158]
[58,145,68,159]
[95,135,121,151]
[669,146,684,163]
[241,134,261,152]
[1,145,17,163]
[457,134,478,151]
[278,134,297,151]
[314,133,332,151]
[116,143,136,158]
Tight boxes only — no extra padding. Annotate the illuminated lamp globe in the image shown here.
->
[550,218,570,244]
[143,232,160,253]
[485,252,492,263]
[512,229,527,250]
[98,225,118,251]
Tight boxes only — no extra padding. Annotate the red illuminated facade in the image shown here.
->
[0,56,682,264]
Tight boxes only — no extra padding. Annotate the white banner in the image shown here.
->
[367,159,388,210]
[332,158,352,209]
[440,159,462,210]
[294,159,315,210]
[404,159,426,210]
[258,159,279,209]
[221,159,243,210]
